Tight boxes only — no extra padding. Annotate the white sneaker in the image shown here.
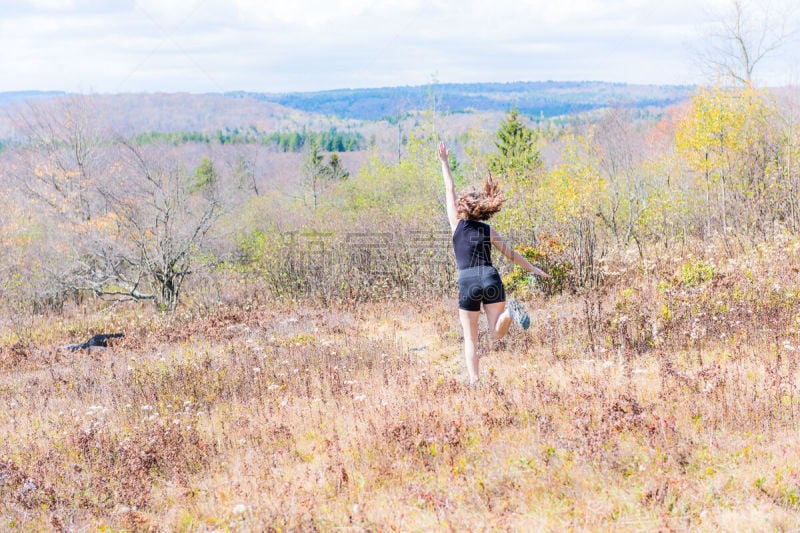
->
[506,298,530,330]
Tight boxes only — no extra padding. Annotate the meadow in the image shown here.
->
[4,236,800,531]
[3,84,800,531]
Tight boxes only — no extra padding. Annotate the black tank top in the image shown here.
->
[452,219,492,270]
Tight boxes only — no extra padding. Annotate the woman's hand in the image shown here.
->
[530,266,551,279]
[438,141,449,164]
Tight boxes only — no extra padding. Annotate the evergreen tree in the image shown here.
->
[305,147,350,211]
[326,152,349,181]
[191,156,217,194]
[489,107,542,179]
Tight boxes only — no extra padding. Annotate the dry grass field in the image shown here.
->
[3,236,800,532]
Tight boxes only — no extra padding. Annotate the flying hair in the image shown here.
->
[456,173,505,221]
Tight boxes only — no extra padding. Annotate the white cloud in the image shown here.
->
[0,0,797,93]
[0,0,134,15]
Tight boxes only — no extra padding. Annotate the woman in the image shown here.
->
[438,141,549,385]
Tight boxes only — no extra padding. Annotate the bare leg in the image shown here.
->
[485,301,511,340]
[458,309,481,384]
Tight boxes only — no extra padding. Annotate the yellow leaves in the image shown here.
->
[86,211,122,236]
[675,86,774,178]
[33,162,79,181]
[0,206,38,253]
[33,163,48,178]
[544,133,607,222]
[67,212,126,240]
[340,133,440,225]
[494,130,608,237]
[673,85,784,233]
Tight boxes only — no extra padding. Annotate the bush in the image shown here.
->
[678,259,716,287]
[237,225,457,303]
[502,233,573,296]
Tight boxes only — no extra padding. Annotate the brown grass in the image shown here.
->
[3,238,800,531]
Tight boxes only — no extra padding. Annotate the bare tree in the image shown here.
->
[10,96,109,221]
[699,0,799,87]
[100,141,221,311]
[594,108,647,251]
[8,97,222,311]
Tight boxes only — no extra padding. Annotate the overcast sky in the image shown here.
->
[1,0,799,94]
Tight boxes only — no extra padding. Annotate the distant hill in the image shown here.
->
[228,81,695,121]
[0,81,695,139]
[0,93,349,138]
[0,90,65,105]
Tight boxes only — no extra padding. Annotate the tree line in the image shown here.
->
[131,127,364,152]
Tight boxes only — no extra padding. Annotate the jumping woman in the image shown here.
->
[438,141,550,385]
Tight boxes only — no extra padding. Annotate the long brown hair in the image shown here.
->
[456,174,505,221]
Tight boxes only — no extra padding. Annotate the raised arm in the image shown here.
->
[438,141,459,232]
[490,228,551,278]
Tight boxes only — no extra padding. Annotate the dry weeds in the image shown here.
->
[2,238,800,531]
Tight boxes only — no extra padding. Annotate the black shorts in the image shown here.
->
[457,266,506,312]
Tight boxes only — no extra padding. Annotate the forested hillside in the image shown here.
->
[0,92,355,140]
[0,81,692,138]
[0,90,65,105]
[233,81,694,120]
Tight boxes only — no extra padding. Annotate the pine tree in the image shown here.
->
[326,152,349,181]
[191,156,218,194]
[489,107,542,179]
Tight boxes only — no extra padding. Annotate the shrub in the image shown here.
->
[503,233,573,296]
[678,259,716,287]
